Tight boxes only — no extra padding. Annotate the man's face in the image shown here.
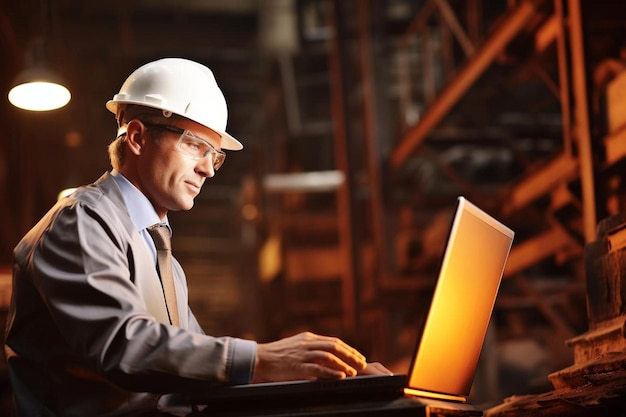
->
[133,118,223,218]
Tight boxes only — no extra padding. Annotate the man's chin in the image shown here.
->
[168,201,194,212]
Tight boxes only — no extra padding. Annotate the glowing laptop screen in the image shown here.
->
[406,197,514,400]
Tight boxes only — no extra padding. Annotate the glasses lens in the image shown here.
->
[213,153,225,171]
[177,131,226,171]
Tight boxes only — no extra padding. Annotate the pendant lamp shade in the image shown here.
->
[8,65,71,111]
[8,35,71,112]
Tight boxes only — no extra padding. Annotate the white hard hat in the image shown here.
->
[106,58,243,150]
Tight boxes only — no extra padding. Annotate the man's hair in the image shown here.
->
[107,135,126,171]
[107,105,175,170]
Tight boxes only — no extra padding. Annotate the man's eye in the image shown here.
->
[183,140,201,151]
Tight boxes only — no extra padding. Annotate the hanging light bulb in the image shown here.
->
[8,66,71,111]
[8,36,71,112]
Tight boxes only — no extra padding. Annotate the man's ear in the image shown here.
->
[124,120,146,156]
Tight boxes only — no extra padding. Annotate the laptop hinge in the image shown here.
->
[404,387,467,403]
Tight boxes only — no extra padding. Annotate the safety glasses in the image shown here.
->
[141,121,226,171]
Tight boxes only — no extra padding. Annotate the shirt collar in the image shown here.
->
[111,170,170,232]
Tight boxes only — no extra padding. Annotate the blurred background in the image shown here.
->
[1,0,626,412]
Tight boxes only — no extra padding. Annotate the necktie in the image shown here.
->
[147,224,180,327]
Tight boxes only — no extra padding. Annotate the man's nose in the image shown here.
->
[196,156,215,178]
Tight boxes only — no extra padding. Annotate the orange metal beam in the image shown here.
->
[554,0,573,156]
[534,13,559,52]
[399,0,438,47]
[356,1,390,287]
[567,0,597,243]
[434,0,475,57]
[503,153,579,215]
[514,275,576,339]
[391,0,539,169]
[328,1,357,334]
[504,227,576,277]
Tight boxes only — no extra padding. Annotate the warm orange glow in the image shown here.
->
[404,387,467,403]
[241,203,259,221]
[407,197,514,397]
[259,233,281,283]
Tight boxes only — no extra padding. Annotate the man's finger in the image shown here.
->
[304,336,367,369]
[302,350,358,376]
[359,362,394,376]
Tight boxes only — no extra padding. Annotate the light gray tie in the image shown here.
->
[147,224,180,327]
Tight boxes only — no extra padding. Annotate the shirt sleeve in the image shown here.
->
[230,339,257,384]
[187,312,257,384]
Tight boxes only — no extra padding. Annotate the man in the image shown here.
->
[4,58,387,416]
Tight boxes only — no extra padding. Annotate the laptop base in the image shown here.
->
[189,374,408,412]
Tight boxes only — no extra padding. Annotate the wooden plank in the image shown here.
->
[486,362,626,416]
[607,226,626,251]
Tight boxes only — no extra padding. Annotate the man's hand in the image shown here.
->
[358,362,394,376]
[253,332,368,383]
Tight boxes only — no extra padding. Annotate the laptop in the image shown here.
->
[189,196,514,410]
